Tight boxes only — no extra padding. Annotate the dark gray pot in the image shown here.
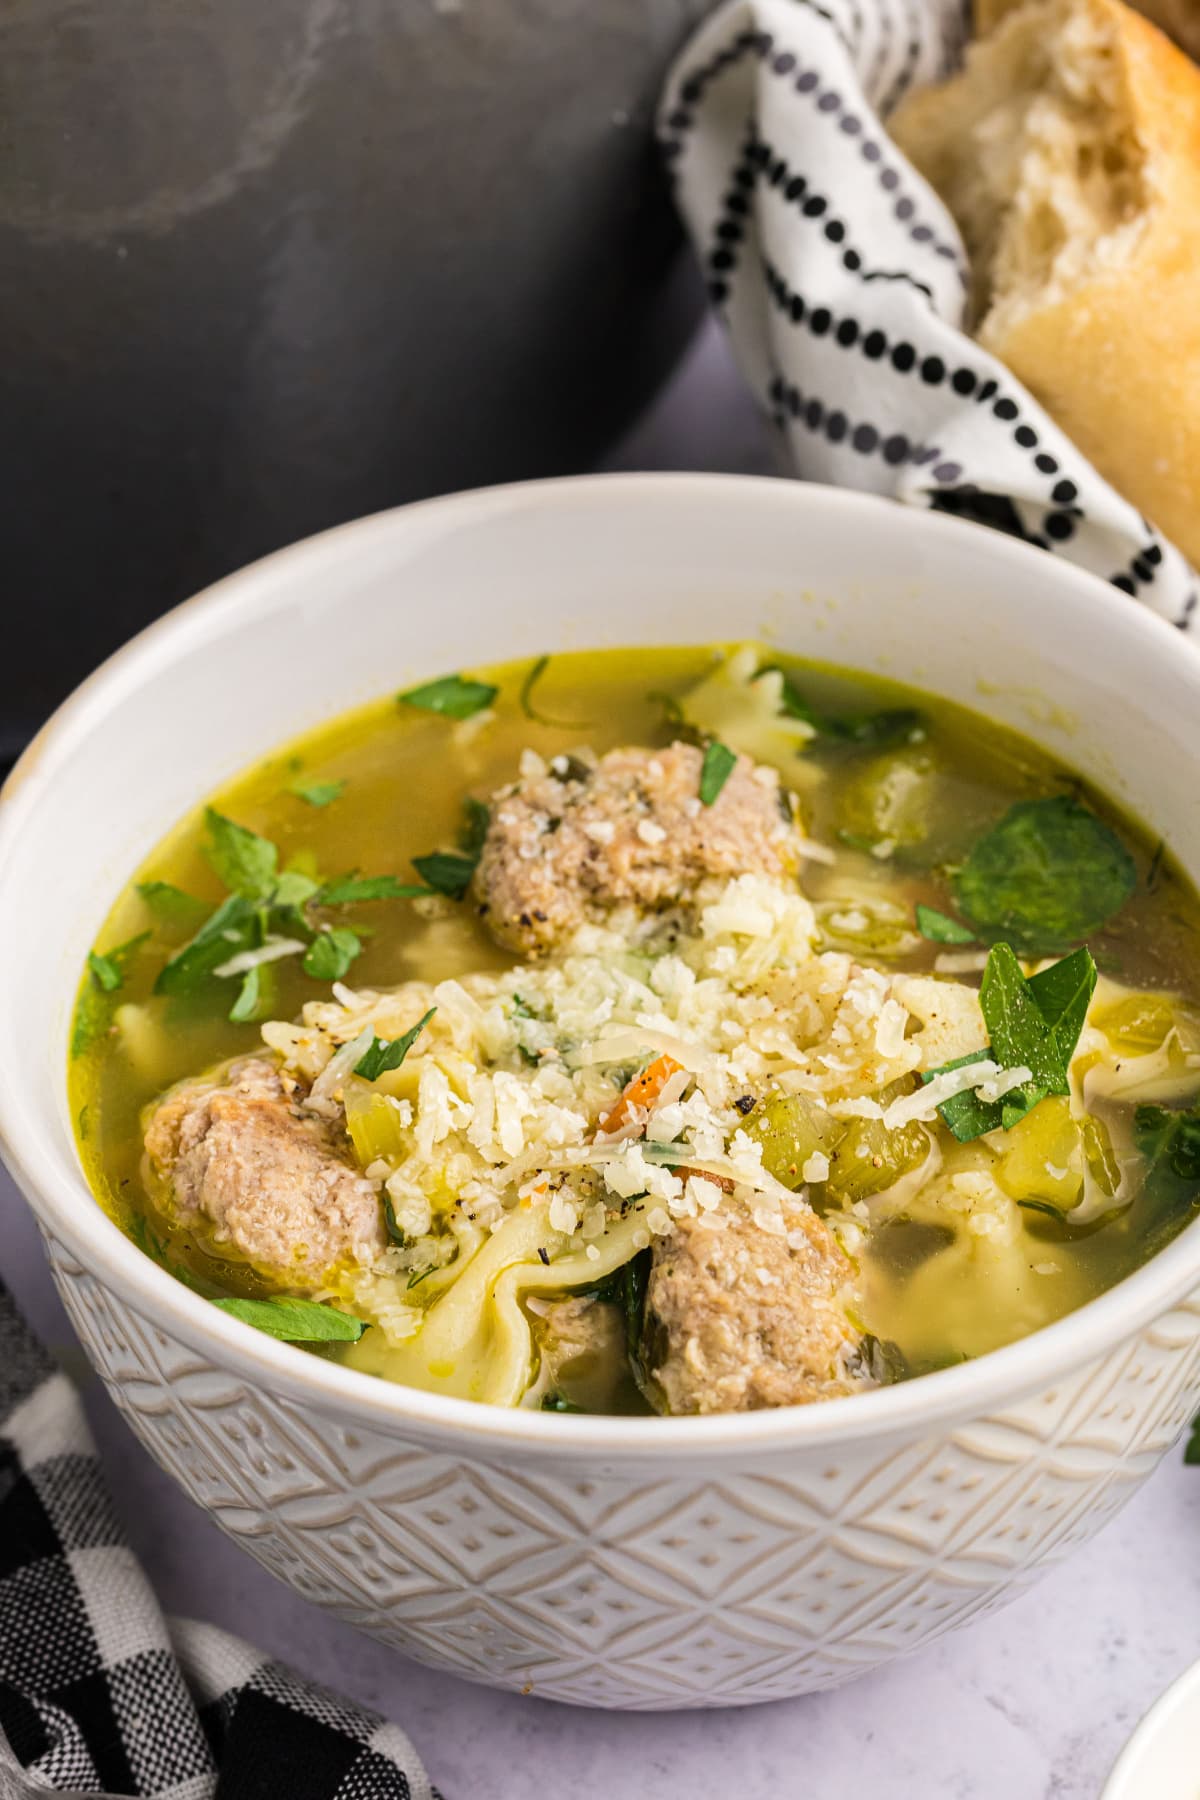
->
[0,0,710,750]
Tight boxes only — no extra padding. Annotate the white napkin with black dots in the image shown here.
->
[659,0,1199,627]
[0,1283,438,1800]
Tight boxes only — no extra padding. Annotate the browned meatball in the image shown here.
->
[473,742,804,956]
[644,1202,860,1413]
[143,1057,384,1283]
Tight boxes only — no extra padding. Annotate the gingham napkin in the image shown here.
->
[659,0,1198,627]
[0,1284,437,1800]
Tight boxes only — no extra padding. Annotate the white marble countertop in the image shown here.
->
[5,323,1200,1800]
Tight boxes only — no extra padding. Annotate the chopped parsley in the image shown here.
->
[291,778,345,808]
[768,666,925,749]
[203,809,279,900]
[926,943,1097,1142]
[228,964,262,1023]
[382,1192,407,1247]
[354,1007,436,1081]
[73,932,152,1055]
[136,881,209,928]
[154,892,257,997]
[954,795,1136,955]
[302,927,363,982]
[398,673,498,720]
[915,903,976,945]
[316,873,432,905]
[212,1295,366,1342]
[699,739,737,806]
[519,655,589,728]
[87,949,124,993]
[412,852,477,899]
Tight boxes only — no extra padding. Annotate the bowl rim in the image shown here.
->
[3,470,1200,1461]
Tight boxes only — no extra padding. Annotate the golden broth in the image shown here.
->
[70,645,1200,1402]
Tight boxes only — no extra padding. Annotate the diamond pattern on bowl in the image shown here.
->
[45,1232,1200,1709]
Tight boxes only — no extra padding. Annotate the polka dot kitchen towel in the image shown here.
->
[658,0,1198,627]
[0,1282,439,1800]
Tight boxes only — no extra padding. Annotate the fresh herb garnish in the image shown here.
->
[519,655,589,728]
[203,809,279,900]
[73,932,152,1055]
[460,796,490,859]
[1186,1415,1200,1466]
[619,1248,654,1402]
[154,892,257,997]
[136,881,209,927]
[915,903,977,945]
[316,873,432,905]
[87,949,124,993]
[1133,1103,1200,1200]
[859,1333,909,1385]
[228,965,262,1023]
[411,852,477,899]
[540,1391,585,1413]
[302,927,363,982]
[382,1192,407,1247]
[291,778,346,808]
[767,666,925,749]
[699,739,737,806]
[954,795,1136,954]
[927,943,1097,1142]
[212,1295,366,1342]
[354,1007,436,1081]
[398,673,498,720]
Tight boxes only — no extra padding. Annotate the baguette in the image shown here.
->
[977,0,1200,64]
[890,0,1200,569]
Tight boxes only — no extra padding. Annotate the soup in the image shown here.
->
[69,645,1200,1413]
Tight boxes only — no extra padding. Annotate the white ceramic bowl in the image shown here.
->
[3,475,1200,1711]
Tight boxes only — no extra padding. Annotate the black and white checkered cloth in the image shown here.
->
[658,0,1198,627]
[0,1284,438,1800]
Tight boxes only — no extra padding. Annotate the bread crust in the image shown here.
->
[977,0,1200,63]
[894,0,1200,569]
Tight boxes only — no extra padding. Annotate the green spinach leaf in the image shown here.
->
[954,795,1136,954]
[925,943,1097,1142]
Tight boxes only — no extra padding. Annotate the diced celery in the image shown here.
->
[825,1103,928,1205]
[1082,1115,1120,1198]
[996,1095,1083,1208]
[838,746,938,847]
[344,1089,409,1167]
[743,1093,845,1189]
[1094,992,1182,1053]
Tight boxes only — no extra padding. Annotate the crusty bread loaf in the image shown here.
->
[891,0,1200,569]
[977,0,1200,64]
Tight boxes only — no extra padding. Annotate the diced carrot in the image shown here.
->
[596,1054,683,1135]
[673,1164,735,1194]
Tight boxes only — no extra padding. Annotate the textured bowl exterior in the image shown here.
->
[6,478,1200,1710]
[44,1229,1200,1707]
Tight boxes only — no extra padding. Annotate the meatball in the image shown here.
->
[473,742,805,956]
[143,1057,384,1283]
[643,1201,860,1413]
